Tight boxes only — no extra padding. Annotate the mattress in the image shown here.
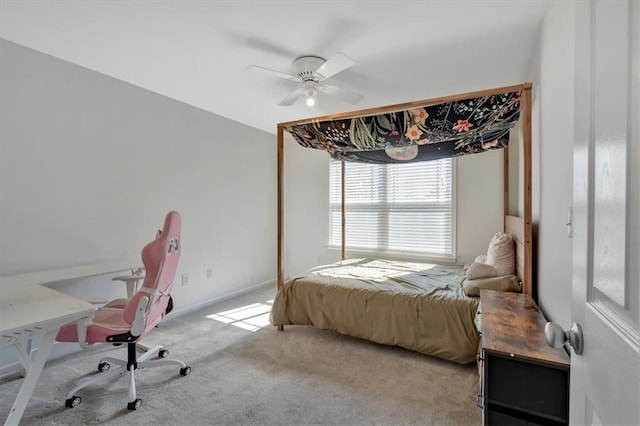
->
[270,258,480,364]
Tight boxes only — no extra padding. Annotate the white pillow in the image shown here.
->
[466,262,499,280]
[463,275,521,297]
[486,232,515,276]
[474,254,487,264]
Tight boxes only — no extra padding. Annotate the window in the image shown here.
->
[329,158,454,258]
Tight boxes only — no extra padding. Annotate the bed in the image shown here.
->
[271,258,479,363]
[271,84,534,364]
[271,215,528,364]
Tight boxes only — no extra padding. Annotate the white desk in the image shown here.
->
[0,262,140,425]
[1,261,142,287]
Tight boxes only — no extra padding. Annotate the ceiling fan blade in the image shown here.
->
[314,52,355,79]
[279,87,304,106]
[321,84,364,105]
[247,65,298,81]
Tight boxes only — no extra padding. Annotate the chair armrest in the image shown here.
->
[112,274,146,299]
[112,275,146,283]
[76,314,95,349]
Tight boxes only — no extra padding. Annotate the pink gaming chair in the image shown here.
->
[56,211,190,411]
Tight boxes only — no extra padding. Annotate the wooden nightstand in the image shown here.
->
[479,289,570,425]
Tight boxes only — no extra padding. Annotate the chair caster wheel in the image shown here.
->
[127,398,142,410]
[158,349,169,358]
[180,366,191,376]
[65,395,81,408]
[97,361,111,372]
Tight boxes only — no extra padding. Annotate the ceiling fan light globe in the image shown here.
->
[306,97,316,107]
[302,80,317,97]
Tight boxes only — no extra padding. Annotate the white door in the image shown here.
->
[572,1,639,425]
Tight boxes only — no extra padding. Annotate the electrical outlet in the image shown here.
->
[206,268,213,280]
[181,273,189,286]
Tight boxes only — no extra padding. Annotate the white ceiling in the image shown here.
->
[0,1,549,134]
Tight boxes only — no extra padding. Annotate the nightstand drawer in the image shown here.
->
[486,353,569,423]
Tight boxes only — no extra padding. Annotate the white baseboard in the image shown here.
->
[0,279,276,380]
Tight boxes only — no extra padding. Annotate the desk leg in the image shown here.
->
[23,340,32,378]
[5,330,56,426]
[12,341,33,378]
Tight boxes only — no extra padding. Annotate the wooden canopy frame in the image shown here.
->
[276,83,533,297]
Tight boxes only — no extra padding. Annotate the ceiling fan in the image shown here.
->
[248,52,364,107]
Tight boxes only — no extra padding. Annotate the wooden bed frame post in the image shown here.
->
[341,160,346,260]
[277,125,284,291]
[522,85,533,299]
[503,147,509,225]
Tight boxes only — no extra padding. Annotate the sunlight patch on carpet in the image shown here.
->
[206,300,273,331]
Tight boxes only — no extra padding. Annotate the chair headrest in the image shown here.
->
[161,211,181,242]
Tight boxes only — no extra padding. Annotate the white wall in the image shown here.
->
[283,138,504,277]
[284,137,341,277]
[527,2,575,327]
[508,120,524,217]
[0,39,276,315]
[456,149,504,264]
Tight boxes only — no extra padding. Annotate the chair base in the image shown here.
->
[64,342,190,410]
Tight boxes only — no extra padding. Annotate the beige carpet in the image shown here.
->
[0,286,481,425]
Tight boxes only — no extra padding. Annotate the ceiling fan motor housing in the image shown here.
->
[294,56,325,83]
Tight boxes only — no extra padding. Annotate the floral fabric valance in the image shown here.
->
[285,91,521,164]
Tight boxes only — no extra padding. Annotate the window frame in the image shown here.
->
[328,158,457,263]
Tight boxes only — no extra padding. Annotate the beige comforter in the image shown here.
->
[270,259,480,364]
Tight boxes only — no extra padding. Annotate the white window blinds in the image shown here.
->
[329,158,454,258]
